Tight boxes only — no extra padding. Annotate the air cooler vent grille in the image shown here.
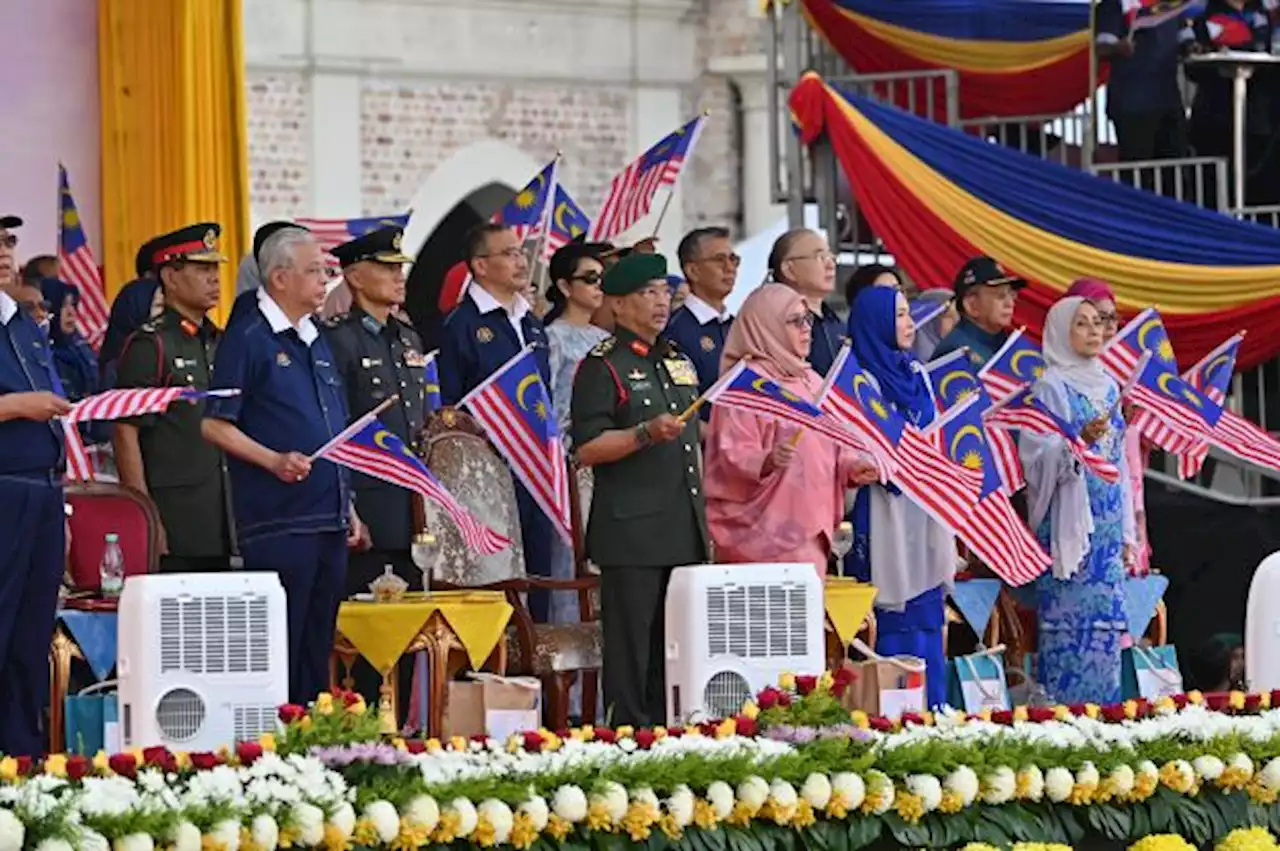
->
[705,582,809,659]
[234,704,279,743]
[159,594,272,674]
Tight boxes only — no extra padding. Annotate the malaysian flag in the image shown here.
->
[422,350,442,415]
[458,347,572,544]
[316,420,509,555]
[816,345,982,540]
[910,298,949,331]
[62,387,239,481]
[295,214,410,272]
[926,348,1024,493]
[1101,307,1198,454]
[931,395,1049,585]
[1129,348,1223,440]
[983,387,1121,484]
[705,359,889,480]
[1123,0,1205,30]
[493,158,559,244]
[589,114,707,242]
[542,185,593,261]
[58,165,108,349]
[979,329,1046,403]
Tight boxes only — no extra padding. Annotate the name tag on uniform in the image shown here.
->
[403,351,426,368]
[360,357,384,369]
[664,359,697,386]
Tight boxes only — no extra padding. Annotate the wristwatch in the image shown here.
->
[634,422,653,449]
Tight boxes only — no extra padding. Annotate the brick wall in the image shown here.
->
[245,71,312,218]
[360,81,632,216]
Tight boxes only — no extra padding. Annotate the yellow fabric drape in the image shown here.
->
[98,0,249,326]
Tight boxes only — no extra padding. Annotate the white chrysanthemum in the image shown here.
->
[630,788,660,812]
[116,834,154,851]
[1137,761,1159,784]
[251,814,279,851]
[0,809,23,851]
[592,781,628,823]
[1108,765,1135,798]
[33,840,73,851]
[736,776,770,811]
[769,779,799,810]
[800,773,832,809]
[365,801,401,844]
[77,829,109,851]
[945,766,980,806]
[706,781,735,818]
[331,802,356,839]
[865,770,894,814]
[667,786,696,828]
[1261,757,1280,791]
[519,795,549,832]
[1192,756,1225,781]
[905,775,943,811]
[404,795,440,831]
[1018,765,1045,802]
[552,786,588,823]
[478,800,515,846]
[1076,762,1100,788]
[1045,767,1074,803]
[290,802,325,847]
[450,798,479,837]
[169,822,201,851]
[1230,753,1255,778]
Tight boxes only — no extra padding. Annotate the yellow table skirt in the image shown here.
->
[825,577,878,645]
[336,590,513,674]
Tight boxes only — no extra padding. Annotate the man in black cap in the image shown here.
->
[571,252,708,727]
[930,256,1028,368]
[113,223,235,573]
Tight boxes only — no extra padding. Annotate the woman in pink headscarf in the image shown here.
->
[1065,277,1151,575]
[702,283,880,574]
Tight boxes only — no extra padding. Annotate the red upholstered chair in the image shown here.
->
[64,483,161,592]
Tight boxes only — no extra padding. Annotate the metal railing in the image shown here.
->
[1091,157,1230,211]
[959,111,1091,168]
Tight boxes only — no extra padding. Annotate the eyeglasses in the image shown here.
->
[784,313,815,328]
[0,235,17,250]
[783,250,836,264]
[571,272,603,286]
[694,252,741,267]
[1096,312,1119,326]
[479,248,525,260]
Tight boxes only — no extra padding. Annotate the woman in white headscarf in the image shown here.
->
[1021,296,1137,705]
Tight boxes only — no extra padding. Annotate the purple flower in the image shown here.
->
[763,724,873,746]
[308,743,414,768]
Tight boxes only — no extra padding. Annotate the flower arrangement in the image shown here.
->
[7,679,1280,848]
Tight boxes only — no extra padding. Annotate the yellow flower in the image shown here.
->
[818,671,834,692]
[1220,766,1253,792]
[741,701,761,720]
[1215,826,1278,851]
[1128,835,1197,851]
[0,757,18,782]
[1084,703,1100,720]
[430,811,462,845]
[893,791,925,824]
[792,800,816,828]
[586,801,614,832]
[859,791,884,815]
[425,738,442,754]
[92,750,110,774]
[449,736,468,752]
[1012,845,1074,851]
[346,697,367,715]
[276,826,298,848]
[541,731,563,752]
[825,792,849,820]
[1248,780,1280,805]
[505,736,521,754]
[204,836,230,851]
[175,752,191,770]
[1123,700,1139,720]
[725,801,754,827]
[850,710,869,730]
[580,725,595,742]
[299,716,312,731]
[391,820,431,851]
[938,790,964,814]
[259,733,276,752]
[960,845,1002,851]
[1187,690,1205,705]
[544,815,572,842]
[652,726,668,740]
[508,813,537,851]
[920,710,935,726]
[953,710,968,724]
[471,816,497,848]
[977,708,993,723]
[42,754,67,778]
[1159,762,1196,795]
[1054,705,1071,722]
[1262,692,1273,710]
[328,820,358,850]
[715,718,737,738]
[1230,691,1247,710]
[778,672,797,691]
[1155,696,1176,714]
[315,693,334,715]
[1067,781,1097,805]
[620,801,659,841]
[239,827,262,851]
[1013,705,1029,723]
[658,813,683,841]
[692,799,718,830]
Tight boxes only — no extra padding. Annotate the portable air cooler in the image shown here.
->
[1247,551,1280,693]
[117,572,288,751]
[665,563,825,724]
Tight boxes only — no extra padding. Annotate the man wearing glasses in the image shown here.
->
[438,222,555,621]
[931,256,1027,368]
[662,227,737,411]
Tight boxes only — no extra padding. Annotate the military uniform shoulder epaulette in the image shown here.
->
[661,339,685,358]
[587,337,617,357]
[137,315,169,335]
[322,312,351,328]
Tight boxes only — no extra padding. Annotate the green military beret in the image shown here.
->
[602,253,667,296]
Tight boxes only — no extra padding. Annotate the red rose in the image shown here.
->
[665,726,684,738]
[1206,692,1229,712]
[1245,693,1263,712]
[795,675,818,696]
[593,727,617,744]
[633,729,656,750]
[991,710,1014,726]
[469,734,488,744]
[404,739,426,754]
[1028,707,1056,723]
[1270,690,1280,709]
[1067,703,1088,717]
[735,715,758,737]
[522,731,544,753]
[189,752,220,771]
[107,753,136,779]
[698,721,719,737]
[832,666,857,698]
[142,746,171,767]
[278,704,306,724]
[868,715,893,732]
[756,687,781,710]
[342,690,363,708]
[901,712,925,727]
[554,728,571,740]
[236,742,263,766]
[65,755,90,781]
[1100,704,1127,723]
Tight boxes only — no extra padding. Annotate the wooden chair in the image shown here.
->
[63,482,162,591]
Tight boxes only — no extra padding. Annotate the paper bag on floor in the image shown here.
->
[441,673,542,740]
[838,638,927,718]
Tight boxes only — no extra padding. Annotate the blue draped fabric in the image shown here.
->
[840,90,1280,266]
[1124,574,1170,639]
[59,611,119,681]
[950,578,1003,640]
[829,0,1089,41]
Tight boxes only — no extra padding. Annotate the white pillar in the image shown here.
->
[309,72,363,217]
[709,54,785,238]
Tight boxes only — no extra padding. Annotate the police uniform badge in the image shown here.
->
[203,229,218,250]
[276,351,292,367]
[627,369,646,381]
[476,327,494,344]
[392,232,403,251]
[403,350,427,368]
[664,357,698,387]
[699,335,715,353]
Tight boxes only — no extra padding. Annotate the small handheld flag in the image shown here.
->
[493,158,559,243]
[543,185,592,261]
[423,350,442,415]
[296,214,411,272]
[925,348,1024,493]
[978,328,1046,403]
[590,115,707,242]
[58,165,109,349]
[983,388,1121,484]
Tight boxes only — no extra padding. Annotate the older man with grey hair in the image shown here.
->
[202,225,368,704]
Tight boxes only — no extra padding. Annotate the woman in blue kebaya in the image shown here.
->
[1021,296,1136,704]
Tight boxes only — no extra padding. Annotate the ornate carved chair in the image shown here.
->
[420,409,602,729]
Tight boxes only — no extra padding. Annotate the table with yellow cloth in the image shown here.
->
[824,577,878,664]
[332,591,513,736]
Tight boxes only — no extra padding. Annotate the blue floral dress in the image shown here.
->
[1035,383,1129,705]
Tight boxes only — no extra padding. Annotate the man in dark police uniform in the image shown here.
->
[571,252,708,727]
[0,213,72,755]
[114,223,235,572]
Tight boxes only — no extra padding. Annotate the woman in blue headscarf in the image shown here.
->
[99,277,162,388]
[847,285,957,708]
[41,278,99,402]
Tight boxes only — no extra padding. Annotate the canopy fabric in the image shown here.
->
[802,0,1097,118]
[789,73,1280,370]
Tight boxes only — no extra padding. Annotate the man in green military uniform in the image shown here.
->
[571,252,709,727]
[113,223,235,572]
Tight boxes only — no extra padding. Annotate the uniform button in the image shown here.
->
[372,377,382,385]
[662,382,669,390]
[684,444,691,452]
[687,466,695,473]
[691,487,699,495]
[643,398,651,407]
[400,380,407,387]
[669,403,677,411]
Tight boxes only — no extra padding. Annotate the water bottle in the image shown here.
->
[99,533,125,598]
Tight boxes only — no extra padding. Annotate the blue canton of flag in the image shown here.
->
[932,396,1048,585]
[58,164,108,347]
[1171,332,1244,479]
[1190,333,1241,403]
[459,348,573,544]
[590,114,707,241]
[493,158,559,242]
[927,348,1025,493]
[321,421,509,554]
[1133,353,1224,435]
[979,329,1046,402]
[543,185,593,261]
[1101,307,1176,384]
[423,351,442,414]
[910,298,949,331]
